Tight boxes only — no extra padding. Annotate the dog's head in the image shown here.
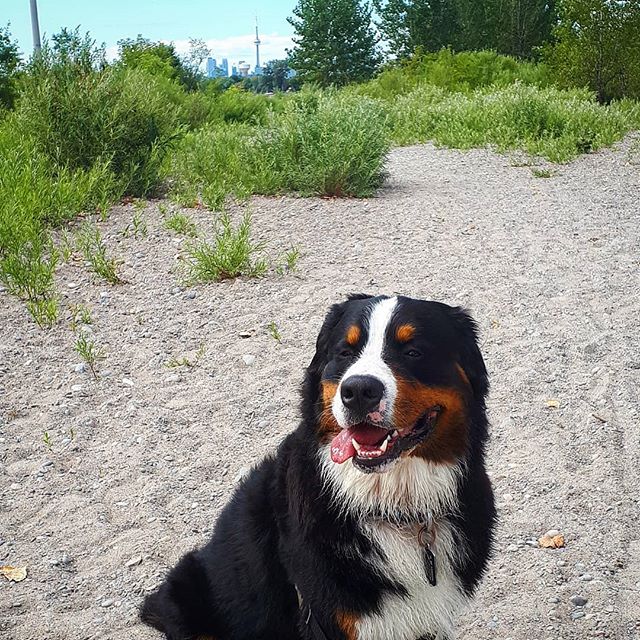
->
[305,295,488,473]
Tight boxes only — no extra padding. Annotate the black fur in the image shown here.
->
[140,295,496,640]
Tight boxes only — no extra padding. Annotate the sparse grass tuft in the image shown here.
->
[76,223,123,284]
[121,210,148,238]
[275,246,301,275]
[185,211,268,283]
[69,303,93,330]
[267,321,282,342]
[73,331,105,378]
[26,296,59,328]
[531,168,554,178]
[163,211,198,237]
[43,431,53,450]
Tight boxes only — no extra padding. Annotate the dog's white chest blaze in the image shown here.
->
[319,447,469,639]
[357,521,468,640]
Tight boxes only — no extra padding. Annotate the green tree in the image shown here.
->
[118,35,200,90]
[261,59,295,92]
[545,0,640,101]
[454,0,555,57]
[375,0,461,56]
[288,0,381,86]
[0,24,20,110]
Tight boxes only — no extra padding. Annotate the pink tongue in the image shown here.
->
[330,424,388,464]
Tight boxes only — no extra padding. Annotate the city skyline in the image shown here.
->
[3,0,296,63]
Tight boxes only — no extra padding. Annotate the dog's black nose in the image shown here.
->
[340,375,384,415]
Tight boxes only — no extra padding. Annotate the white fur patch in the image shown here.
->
[332,297,398,428]
[359,519,469,640]
[318,446,468,639]
[318,444,462,521]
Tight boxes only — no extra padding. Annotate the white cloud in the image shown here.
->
[106,33,294,68]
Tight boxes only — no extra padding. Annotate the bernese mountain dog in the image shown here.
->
[141,294,496,640]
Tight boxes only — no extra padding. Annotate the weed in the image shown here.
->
[531,168,554,178]
[165,356,193,368]
[26,296,59,328]
[69,303,93,330]
[164,211,198,237]
[267,321,282,342]
[277,246,301,275]
[76,223,123,284]
[59,231,75,262]
[73,331,105,378]
[185,211,268,283]
[43,431,53,450]
[122,210,148,238]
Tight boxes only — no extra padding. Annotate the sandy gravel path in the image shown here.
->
[1,139,639,640]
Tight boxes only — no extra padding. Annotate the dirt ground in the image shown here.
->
[1,139,639,640]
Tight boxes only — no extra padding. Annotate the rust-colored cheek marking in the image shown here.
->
[394,377,468,463]
[346,325,361,346]
[395,323,416,343]
[336,609,359,640]
[318,380,340,441]
[456,363,470,387]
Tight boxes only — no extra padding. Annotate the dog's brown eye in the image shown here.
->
[405,349,422,358]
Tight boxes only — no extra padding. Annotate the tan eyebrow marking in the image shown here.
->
[395,324,416,343]
[346,325,361,346]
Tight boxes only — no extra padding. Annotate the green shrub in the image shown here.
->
[16,38,180,196]
[390,83,633,162]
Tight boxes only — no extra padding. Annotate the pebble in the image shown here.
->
[100,599,113,608]
[242,354,256,366]
[579,573,593,581]
[121,378,134,387]
[125,556,143,568]
[570,610,585,620]
[570,595,588,607]
[548,596,560,604]
[74,363,87,373]
[71,384,84,393]
[164,374,182,383]
[184,291,196,300]
[67,282,79,289]
[545,529,560,538]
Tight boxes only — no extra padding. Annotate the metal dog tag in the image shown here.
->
[423,546,437,586]
[418,521,437,587]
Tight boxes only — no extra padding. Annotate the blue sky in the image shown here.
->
[2,1,297,64]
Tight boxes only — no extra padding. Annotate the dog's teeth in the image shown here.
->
[391,430,398,438]
[380,438,388,453]
[352,438,362,452]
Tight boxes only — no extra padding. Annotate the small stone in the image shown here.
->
[71,384,84,393]
[570,610,585,620]
[101,369,113,377]
[548,596,560,604]
[579,573,593,581]
[121,378,134,387]
[125,556,143,568]
[67,282,79,289]
[10,483,20,490]
[506,544,518,552]
[74,363,87,373]
[239,330,253,338]
[545,529,561,538]
[164,455,174,462]
[570,595,588,607]
[100,599,113,608]
[184,291,196,300]
[164,374,181,383]
[242,354,256,366]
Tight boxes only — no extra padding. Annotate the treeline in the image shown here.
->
[289,0,640,101]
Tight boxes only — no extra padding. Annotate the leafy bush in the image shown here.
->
[390,83,634,161]
[360,49,550,100]
[169,93,390,206]
[15,32,179,196]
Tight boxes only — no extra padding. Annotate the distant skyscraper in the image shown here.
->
[221,58,229,76]
[206,58,217,78]
[231,64,238,76]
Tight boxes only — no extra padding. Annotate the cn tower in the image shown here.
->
[254,17,261,71]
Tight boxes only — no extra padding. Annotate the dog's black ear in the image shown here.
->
[449,307,489,401]
[307,301,348,376]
